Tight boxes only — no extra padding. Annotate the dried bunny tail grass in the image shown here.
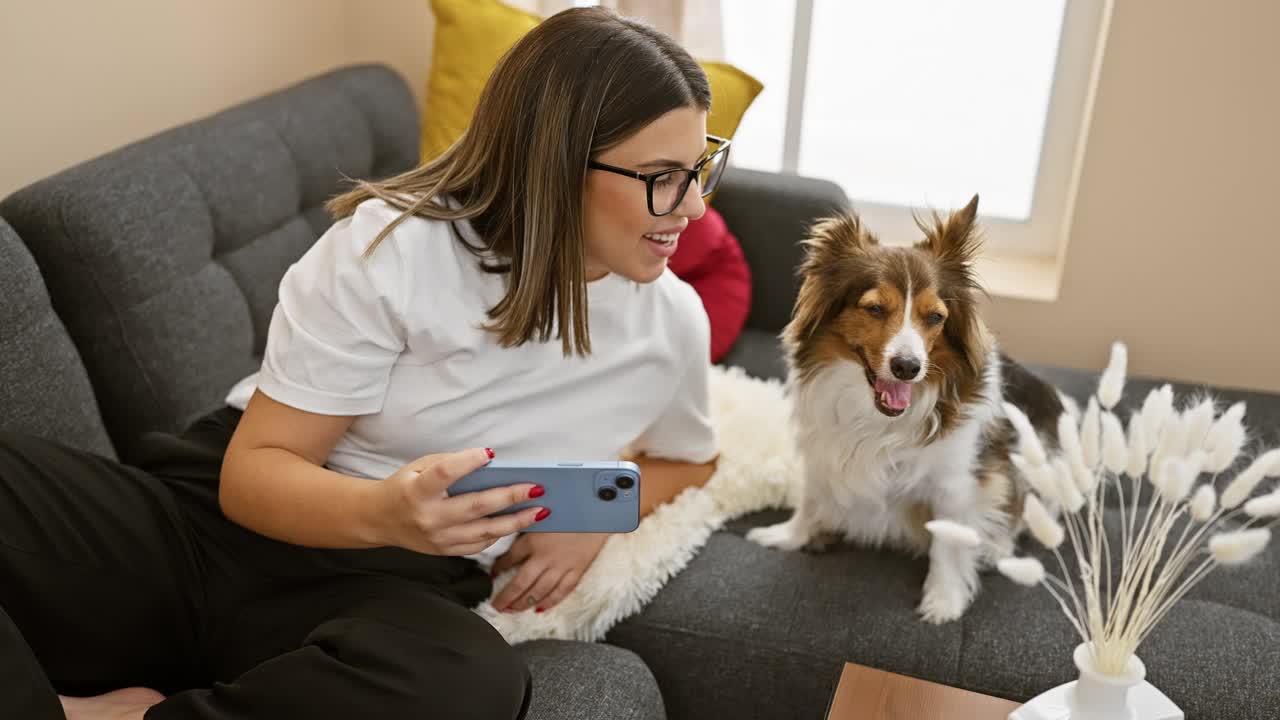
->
[1182,397,1218,454]
[1052,457,1086,512]
[1154,457,1196,504]
[1149,411,1190,483]
[1125,413,1149,479]
[1058,412,1097,493]
[1012,453,1063,503]
[1243,490,1280,519]
[1209,528,1271,565]
[1221,449,1280,509]
[995,342,1278,674]
[1097,342,1128,410]
[1204,425,1247,475]
[1203,402,1247,473]
[1023,494,1065,549]
[1101,411,1129,475]
[1004,402,1047,467]
[998,557,1047,586]
[1140,385,1174,446]
[925,520,982,547]
[1081,397,1102,470]
[1189,484,1216,522]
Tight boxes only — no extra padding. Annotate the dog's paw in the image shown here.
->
[746,522,809,552]
[917,581,972,625]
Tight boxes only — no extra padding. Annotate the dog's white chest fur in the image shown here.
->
[796,359,1000,544]
[747,354,1009,624]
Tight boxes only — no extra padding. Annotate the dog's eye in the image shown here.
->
[864,304,885,318]
[926,312,945,326]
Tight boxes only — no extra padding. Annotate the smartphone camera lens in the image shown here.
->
[615,475,635,490]
[597,487,618,501]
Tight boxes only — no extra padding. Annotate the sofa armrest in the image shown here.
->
[712,167,848,334]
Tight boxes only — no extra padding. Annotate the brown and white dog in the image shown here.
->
[747,196,1065,623]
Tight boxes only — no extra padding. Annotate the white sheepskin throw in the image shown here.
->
[475,365,802,644]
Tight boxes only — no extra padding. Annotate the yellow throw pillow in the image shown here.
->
[421,0,540,161]
[421,0,763,167]
[699,60,763,142]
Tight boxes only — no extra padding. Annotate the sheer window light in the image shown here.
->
[724,0,1112,258]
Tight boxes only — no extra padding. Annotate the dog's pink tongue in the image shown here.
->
[874,379,913,410]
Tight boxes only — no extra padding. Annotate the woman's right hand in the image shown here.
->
[373,448,547,557]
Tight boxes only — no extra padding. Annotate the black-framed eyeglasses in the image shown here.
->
[587,134,732,217]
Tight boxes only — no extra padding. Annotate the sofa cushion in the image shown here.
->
[607,514,963,720]
[517,639,666,720]
[0,218,115,458]
[0,65,420,461]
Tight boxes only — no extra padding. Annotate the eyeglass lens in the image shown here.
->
[649,148,727,215]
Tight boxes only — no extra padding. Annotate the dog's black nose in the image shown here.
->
[890,356,922,381]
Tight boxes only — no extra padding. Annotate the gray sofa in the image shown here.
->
[2,65,1276,719]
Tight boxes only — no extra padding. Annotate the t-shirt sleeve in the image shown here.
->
[255,203,409,416]
[630,285,720,463]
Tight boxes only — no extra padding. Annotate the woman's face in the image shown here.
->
[582,106,709,283]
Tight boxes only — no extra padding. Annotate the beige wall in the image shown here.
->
[0,0,439,199]
[345,0,435,112]
[0,0,352,198]
[2,1,1277,392]
[985,0,1280,393]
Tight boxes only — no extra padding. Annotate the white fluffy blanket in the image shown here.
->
[475,365,801,644]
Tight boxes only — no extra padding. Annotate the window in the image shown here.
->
[724,0,1113,257]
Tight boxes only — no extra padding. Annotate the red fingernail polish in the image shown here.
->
[536,607,545,613]
[528,485,545,499]
[535,508,551,521]
[485,448,495,459]
[490,569,497,578]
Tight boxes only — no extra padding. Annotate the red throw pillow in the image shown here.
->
[667,207,752,363]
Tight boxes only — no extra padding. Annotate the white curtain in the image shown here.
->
[507,0,724,60]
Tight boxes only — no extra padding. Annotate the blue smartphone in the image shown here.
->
[446,461,641,533]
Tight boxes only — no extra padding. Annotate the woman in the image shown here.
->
[0,6,725,720]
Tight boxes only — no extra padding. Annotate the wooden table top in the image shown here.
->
[827,662,1022,720]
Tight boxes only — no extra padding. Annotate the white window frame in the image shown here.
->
[774,0,1113,259]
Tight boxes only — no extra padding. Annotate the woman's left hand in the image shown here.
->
[490,532,610,613]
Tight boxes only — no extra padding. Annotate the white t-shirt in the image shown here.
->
[225,198,718,561]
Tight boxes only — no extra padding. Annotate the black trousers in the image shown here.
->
[0,408,531,720]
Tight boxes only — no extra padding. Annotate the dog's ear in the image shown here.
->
[787,274,840,348]
[916,196,989,377]
[786,211,877,343]
[917,194,981,268]
[804,210,878,261]
[915,194,983,297]
[940,281,992,379]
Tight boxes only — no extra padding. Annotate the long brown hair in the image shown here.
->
[327,7,711,356]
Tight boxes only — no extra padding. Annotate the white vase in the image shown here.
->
[1008,643,1183,720]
